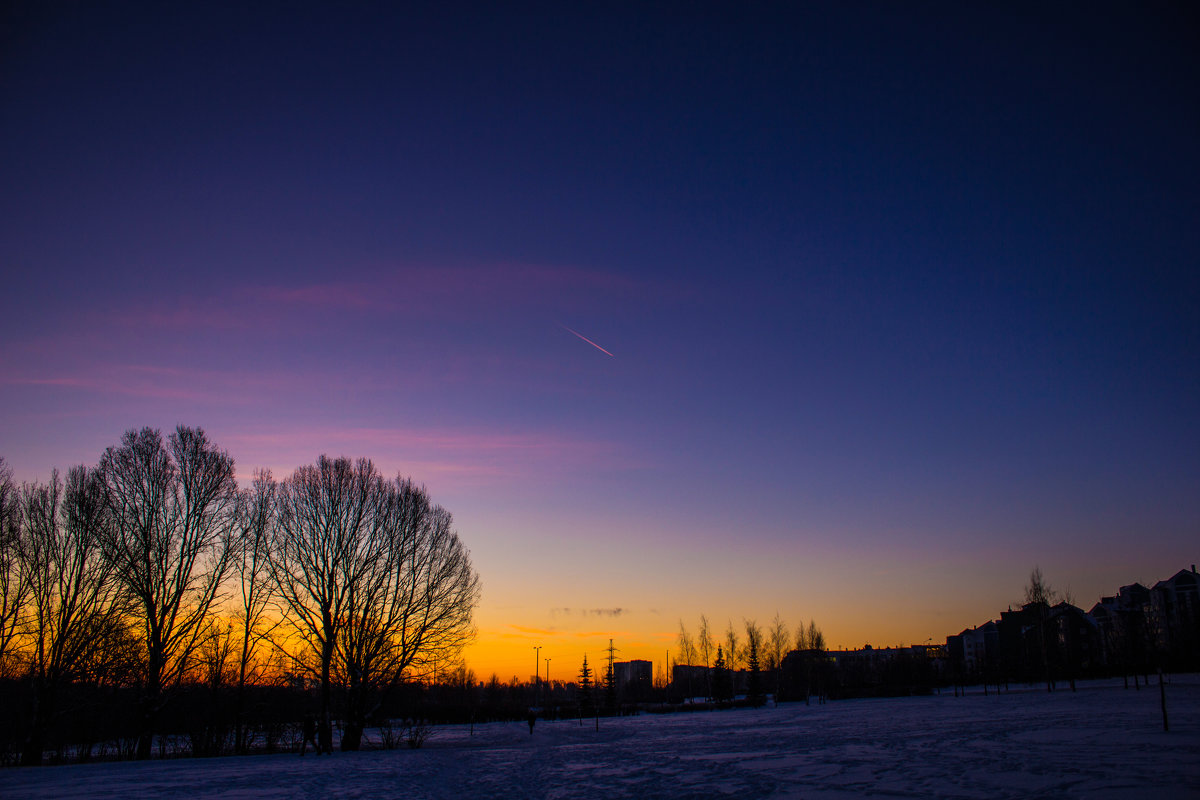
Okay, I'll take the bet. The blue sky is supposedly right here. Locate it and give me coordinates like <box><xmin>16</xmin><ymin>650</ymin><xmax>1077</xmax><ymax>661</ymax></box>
<box><xmin>2</xmin><ymin>3</ymin><xmax>1196</xmax><ymax>675</ymax></box>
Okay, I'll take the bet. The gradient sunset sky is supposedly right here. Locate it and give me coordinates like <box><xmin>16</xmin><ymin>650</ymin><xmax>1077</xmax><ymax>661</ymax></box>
<box><xmin>2</xmin><ymin>4</ymin><xmax>1197</xmax><ymax>682</ymax></box>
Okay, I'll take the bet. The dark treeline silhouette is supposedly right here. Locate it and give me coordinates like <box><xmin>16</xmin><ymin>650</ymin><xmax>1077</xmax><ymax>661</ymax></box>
<box><xmin>0</xmin><ymin>428</ymin><xmax>480</xmax><ymax>766</ymax></box>
<box><xmin>668</xmin><ymin>615</ymin><xmax>831</xmax><ymax>707</ymax></box>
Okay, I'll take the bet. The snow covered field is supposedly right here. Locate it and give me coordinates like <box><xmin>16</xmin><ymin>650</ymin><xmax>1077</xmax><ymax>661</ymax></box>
<box><xmin>3</xmin><ymin>677</ymin><xmax>1197</xmax><ymax>799</ymax></box>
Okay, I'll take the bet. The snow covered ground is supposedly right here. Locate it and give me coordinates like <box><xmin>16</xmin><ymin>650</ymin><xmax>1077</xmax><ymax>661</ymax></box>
<box><xmin>3</xmin><ymin>676</ymin><xmax>1198</xmax><ymax>799</ymax></box>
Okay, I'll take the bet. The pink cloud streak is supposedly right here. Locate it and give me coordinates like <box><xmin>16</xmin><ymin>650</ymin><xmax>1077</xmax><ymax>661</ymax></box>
<box><xmin>219</xmin><ymin>424</ymin><xmax>632</xmax><ymax>490</ymax></box>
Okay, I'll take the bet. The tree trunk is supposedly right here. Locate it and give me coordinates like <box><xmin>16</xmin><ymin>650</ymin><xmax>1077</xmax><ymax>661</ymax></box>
<box><xmin>341</xmin><ymin>721</ymin><xmax>363</xmax><ymax>751</ymax></box>
<box><xmin>137</xmin><ymin>649</ymin><xmax>163</xmax><ymax>760</ymax></box>
<box><xmin>234</xmin><ymin>679</ymin><xmax>246</xmax><ymax>754</ymax></box>
<box><xmin>20</xmin><ymin>681</ymin><xmax>50</xmax><ymax>766</ymax></box>
<box><xmin>235</xmin><ymin>637</ymin><xmax>249</xmax><ymax>754</ymax></box>
<box><xmin>319</xmin><ymin>636</ymin><xmax>334</xmax><ymax>754</ymax></box>
<box><xmin>341</xmin><ymin>682</ymin><xmax>365</xmax><ymax>751</ymax></box>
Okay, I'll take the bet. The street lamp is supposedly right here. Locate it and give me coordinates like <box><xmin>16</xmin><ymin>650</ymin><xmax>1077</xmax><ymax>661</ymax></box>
<box><xmin>533</xmin><ymin>646</ymin><xmax>542</xmax><ymax>705</ymax></box>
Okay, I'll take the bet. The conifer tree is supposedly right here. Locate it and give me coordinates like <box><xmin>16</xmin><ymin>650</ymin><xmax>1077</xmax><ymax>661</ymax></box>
<box><xmin>745</xmin><ymin>619</ymin><xmax>764</xmax><ymax>706</ymax></box>
<box><xmin>577</xmin><ymin>655</ymin><xmax>594</xmax><ymax>717</ymax></box>
<box><xmin>712</xmin><ymin>645</ymin><xmax>732</xmax><ymax>704</ymax></box>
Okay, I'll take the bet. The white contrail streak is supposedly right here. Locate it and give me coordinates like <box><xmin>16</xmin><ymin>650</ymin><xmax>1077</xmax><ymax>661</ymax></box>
<box><xmin>562</xmin><ymin>326</ymin><xmax>615</xmax><ymax>357</ymax></box>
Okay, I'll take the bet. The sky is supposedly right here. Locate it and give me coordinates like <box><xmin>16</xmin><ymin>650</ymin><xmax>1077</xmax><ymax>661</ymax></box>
<box><xmin>1</xmin><ymin>3</ymin><xmax>1197</xmax><ymax>682</ymax></box>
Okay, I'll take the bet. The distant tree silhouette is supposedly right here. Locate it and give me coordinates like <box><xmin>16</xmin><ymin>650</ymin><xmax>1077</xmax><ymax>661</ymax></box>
<box><xmin>1025</xmin><ymin>566</ymin><xmax>1056</xmax><ymax>692</ymax></box>
<box><xmin>98</xmin><ymin>426</ymin><xmax>238</xmax><ymax>759</ymax></box>
<box><xmin>724</xmin><ymin>619</ymin><xmax>741</xmax><ymax>675</ymax></box>
<box><xmin>676</xmin><ymin>621</ymin><xmax>697</xmax><ymax>698</ymax></box>
<box><xmin>485</xmin><ymin>672</ymin><xmax>503</xmax><ymax>707</ymax></box>
<box><xmin>698</xmin><ymin>615</ymin><xmax>715</xmax><ymax>699</ymax></box>
<box><xmin>191</xmin><ymin>616</ymin><xmax>236</xmax><ymax>755</ymax></box>
<box><xmin>797</xmin><ymin>619</ymin><xmax>826</xmax><ymax>652</ymax></box>
<box><xmin>766</xmin><ymin>613</ymin><xmax>790</xmax><ymax>704</ymax></box>
<box><xmin>796</xmin><ymin>619</ymin><xmax>827</xmax><ymax>702</ymax></box>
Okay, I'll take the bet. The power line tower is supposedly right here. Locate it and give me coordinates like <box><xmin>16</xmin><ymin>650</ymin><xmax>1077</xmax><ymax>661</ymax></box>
<box><xmin>604</xmin><ymin>638</ymin><xmax>620</xmax><ymax>713</ymax></box>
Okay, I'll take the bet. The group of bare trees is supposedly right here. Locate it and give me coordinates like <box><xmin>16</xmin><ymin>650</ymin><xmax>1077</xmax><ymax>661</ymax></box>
<box><xmin>674</xmin><ymin>614</ymin><xmax>824</xmax><ymax>703</ymax></box>
<box><xmin>0</xmin><ymin>427</ymin><xmax>480</xmax><ymax>765</ymax></box>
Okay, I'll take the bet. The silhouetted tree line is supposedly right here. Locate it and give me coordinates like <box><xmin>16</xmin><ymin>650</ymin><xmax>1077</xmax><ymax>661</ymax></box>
<box><xmin>667</xmin><ymin>615</ymin><xmax>826</xmax><ymax>707</ymax></box>
<box><xmin>0</xmin><ymin>428</ymin><xmax>480</xmax><ymax>766</ymax></box>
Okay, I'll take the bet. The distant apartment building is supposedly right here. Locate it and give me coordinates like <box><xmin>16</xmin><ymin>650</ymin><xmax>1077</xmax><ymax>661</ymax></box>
<box><xmin>946</xmin><ymin>622</ymin><xmax>999</xmax><ymax>675</ymax></box>
<box><xmin>671</xmin><ymin>663</ymin><xmax>710</xmax><ymax>689</ymax></box>
<box><xmin>944</xmin><ymin>565</ymin><xmax>1199</xmax><ymax>682</ymax></box>
<box><xmin>1148</xmin><ymin>566</ymin><xmax>1199</xmax><ymax>666</ymax></box>
<box><xmin>1089</xmin><ymin>582</ymin><xmax>1151</xmax><ymax>669</ymax></box>
<box><xmin>613</xmin><ymin>659</ymin><xmax>653</xmax><ymax>691</ymax></box>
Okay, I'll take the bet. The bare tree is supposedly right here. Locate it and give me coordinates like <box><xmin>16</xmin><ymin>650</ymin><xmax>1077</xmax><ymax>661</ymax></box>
<box><xmin>724</xmin><ymin>619</ymin><xmax>741</xmax><ymax>674</ymax></box>
<box><xmin>190</xmin><ymin>616</ymin><xmax>237</xmax><ymax>756</ymax></box>
<box><xmin>808</xmin><ymin>620</ymin><xmax>825</xmax><ymax>652</ymax></box>
<box><xmin>98</xmin><ymin>426</ymin><xmax>238</xmax><ymax>758</ymax></box>
<box><xmin>269</xmin><ymin>458</ymin><xmax>480</xmax><ymax>752</ymax></box>
<box><xmin>270</xmin><ymin>456</ymin><xmax>379</xmax><ymax>754</ymax></box>
<box><xmin>18</xmin><ymin>467</ymin><xmax>128</xmax><ymax>765</ymax></box>
<box><xmin>676</xmin><ymin>621</ymin><xmax>697</xmax><ymax>698</ymax></box>
<box><xmin>1025</xmin><ymin>566</ymin><xmax>1056</xmax><ymax>606</ymax></box>
<box><xmin>676</xmin><ymin>621</ymin><xmax>696</xmax><ymax>665</ymax></box>
<box><xmin>0</xmin><ymin>458</ymin><xmax>28</xmax><ymax>678</ymax></box>
<box><xmin>795</xmin><ymin>619</ymin><xmax>826</xmax><ymax>703</ymax></box>
<box><xmin>766</xmin><ymin>613</ymin><xmax>790</xmax><ymax>703</ymax></box>
<box><xmin>233</xmin><ymin>470</ymin><xmax>277</xmax><ymax>753</ymax></box>
<box><xmin>698</xmin><ymin>615</ymin><xmax>714</xmax><ymax>699</ymax></box>
<box><xmin>1024</xmin><ymin>566</ymin><xmax>1056</xmax><ymax>692</ymax></box>
<box><xmin>195</xmin><ymin>618</ymin><xmax>236</xmax><ymax>691</ymax></box>
<box><xmin>335</xmin><ymin>479</ymin><xmax>480</xmax><ymax>750</ymax></box>
<box><xmin>797</xmin><ymin>619</ymin><xmax>824</xmax><ymax>652</ymax></box>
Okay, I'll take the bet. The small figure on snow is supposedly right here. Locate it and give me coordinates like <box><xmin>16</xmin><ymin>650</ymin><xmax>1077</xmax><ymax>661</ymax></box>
<box><xmin>527</xmin><ymin>710</ymin><xmax>536</xmax><ymax>735</ymax></box>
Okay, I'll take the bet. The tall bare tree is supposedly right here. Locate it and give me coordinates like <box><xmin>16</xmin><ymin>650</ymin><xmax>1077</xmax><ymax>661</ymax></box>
<box><xmin>795</xmin><ymin>619</ymin><xmax>826</xmax><ymax>703</ymax></box>
<box><xmin>797</xmin><ymin>619</ymin><xmax>825</xmax><ymax>651</ymax></box>
<box><xmin>233</xmin><ymin>470</ymin><xmax>277</xmax><ymax>753</ymax></box>
<box><xmin>18</xmin><ymin>467</ymin><xmax>129</xmax><ymax>765</ymax></box>
<box><xmin>270</xmin><ymin>456</ymin><xmax>380</xmax><ymax>754</ymax></box>
<box><xmin>335</xmin><ymin>479</ymin><xmax>479</xmax><ymax>749</ymax></box>
<box><xmin>98</xmin><ymin>426</ymin><xmax>238</xmax><ymax>758</ymax></box>
<box><xmin>724</xmin><ymin>619</ymin><xmax>741</xmax><ymax>674</ymax></box>
<box><xmin>676</xmin><ymin>621</ymin><xmax>697</xmax><ymax>699</ymax></box>
<box><xmin>0</xmin><ymin>458</ymin><xmax>27</xmax><ymax>678</ymax></box>
<box><xmin>1025</xmin><ymin>566</ymin><xmax>1055</xmax><ymax>606</ymax></box>
<box><xmin>270</xmin><ymin>460</ymin><xmax>479</xmax><ymax>752</ymax></box>
<box><xmin>1025</xmin><ymin>566</ymin><xmax>1056</xmax><ymax>691</ymax></box>
<box><xmin>766</xmin><ymin>613</ymin><xmax>790</xmax><ymax>703</ymax></box>
<box><xmin>698</xmin><ymin>615</ymin><xmax>715</xmax><ymax>699</ymax></box>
